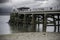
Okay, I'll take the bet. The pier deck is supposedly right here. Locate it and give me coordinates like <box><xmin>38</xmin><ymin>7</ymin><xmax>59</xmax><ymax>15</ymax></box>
<box><xmin>18</xmin><ymin>11</ymin><xmax>60</xmax><ymax>14</ymax></box>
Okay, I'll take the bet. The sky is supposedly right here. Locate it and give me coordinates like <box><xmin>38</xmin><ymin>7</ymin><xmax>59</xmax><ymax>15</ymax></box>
<box><xmin>0</xmin><ymin>0</ymin><xmax>48</xmax><ymax>8</ymax></box>
<box><xmin>0</xmin><ymin>0</ymin><xmax>60</xmax><ymax>8</ymax></box>
<box><xmin>0</xmin><ymin>0</ymin><xmax>60</xmax><ymax>14</ymax></box>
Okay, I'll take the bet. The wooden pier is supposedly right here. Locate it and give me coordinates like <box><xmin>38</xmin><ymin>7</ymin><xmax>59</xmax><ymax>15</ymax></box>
<box><xmin>9</xmin><ymin>11</ymin><xmax>60</xmax><ymax>32</ymax></box>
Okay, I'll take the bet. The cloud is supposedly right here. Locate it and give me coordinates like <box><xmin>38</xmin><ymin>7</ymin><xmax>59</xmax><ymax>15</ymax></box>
<box><xmin>34</xmin><ymin>0</ymin><xmax>47</xmax><ymax>1</ymax></box>
<box><xmin>0</xmin><ymin>0</ymin><xmax>48</xmax><ymax>8</ymax></box>
<box><xmin>40</xmin><ymin>0</ymin><xmax>60</xmax><ymax>7</ymax></box>
<box><xmin>10</xmin><ymin>0</ymin><xmax>47</xmax><ymax>8</ymax></box>
<box><xmin>0</xmin><ymin>0</ymin><xmax>9</xmax><ymax>3</ymax></box>
<box><xmin>0</xmin><ymin>0</ymin><xmax>60</xmax><ymax>8</ymax></box>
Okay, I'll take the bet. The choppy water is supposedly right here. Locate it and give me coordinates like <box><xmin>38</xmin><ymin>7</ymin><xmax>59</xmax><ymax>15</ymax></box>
<box><xmin>0</xmin><ymin>15</ymin><xmax>59</xmax><ymax>35</ymax></box>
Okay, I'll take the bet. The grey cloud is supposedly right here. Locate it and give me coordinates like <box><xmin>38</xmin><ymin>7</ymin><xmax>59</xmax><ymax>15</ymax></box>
<box><xmin>34</xmin><ymin>0</ymin><xmax>46</xmax><ymax>1</ymax></box>
<box><xmin>0</xmin><ymin>7</ymin><xmax>12</xmax><ymax>15</ymax></box>
<box><xmin>0</xmin><ymin>0</ymin><xmax>60</xmax><ymax>9</ymax></box>
<box><xmin>14</xmin><ymin>1</ymin><xmax>43</xmax><ymax>8</ymax></box>
<box><xmin>0</xmin><ymin>0</ymin><xmax>9</xmax><ymax>3</ymax></box>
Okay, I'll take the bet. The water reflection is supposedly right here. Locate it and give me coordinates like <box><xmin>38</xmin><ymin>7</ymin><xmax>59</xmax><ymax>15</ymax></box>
<box><xmin>10</xmin><ymin>24</ymin><xmax>36</xmax><ymax>32</ymax></box>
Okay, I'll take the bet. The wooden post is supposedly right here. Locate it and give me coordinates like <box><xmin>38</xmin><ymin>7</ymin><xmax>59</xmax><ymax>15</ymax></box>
<box><xmin>53</xmin><ymin>15</ymin><xmax>56</xmax><ymax>32</ymax></box>
<box><xmin>58</xmin><ymin>14</ymin><xmax>59</xmax><ymax>32</ymax></box>
<box><xmin>38</xmin><ymin>15</ymin><xmax>40</xmax><ymax>32</ymax></box>
<box><xmin>43</xmin><ymin>14</ymin><xmax>47</xmax><ymax>32</ymax></box>
<box><xmin>23</xmin><ymin>14</ymin><xmax>27</xmax><ymax>32</ymax></box>
<box><xmin>32</xmin><ymin>14</ymin><xmax>36</xmax><ymax>32</ymax></box>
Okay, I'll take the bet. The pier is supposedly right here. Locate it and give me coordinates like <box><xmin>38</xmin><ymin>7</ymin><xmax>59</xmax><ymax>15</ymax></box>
<box><xmin>9</xmin><ymin>11</ymin><xmax>60</xmax><ymax>32</ymax></box>
<box><xmin>0</xmin><ymin>11</ymin><xmax>60</xmax><ymax>40</ymax></box>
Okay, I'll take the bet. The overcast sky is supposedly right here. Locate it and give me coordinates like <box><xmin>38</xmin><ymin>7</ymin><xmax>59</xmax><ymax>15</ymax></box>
<box><xmin>0</xmin><ymin>0</ymin><xmax>60</xmax><ymax>8</ymax></box>
<box><xmin>0</xmin><ymin>0</ymin><xmax>60</xmax><ymax>14</ymax></box>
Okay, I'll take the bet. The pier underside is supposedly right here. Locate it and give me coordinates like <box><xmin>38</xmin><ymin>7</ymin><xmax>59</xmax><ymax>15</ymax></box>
<box><xmin>9</xmin><ymin>12</ymin><xmax>60</xmax><ymax>32</ymax></box>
